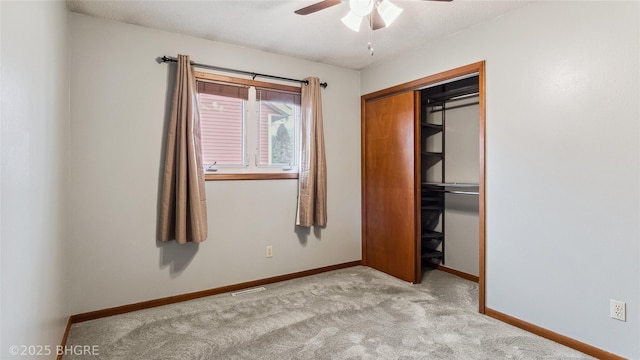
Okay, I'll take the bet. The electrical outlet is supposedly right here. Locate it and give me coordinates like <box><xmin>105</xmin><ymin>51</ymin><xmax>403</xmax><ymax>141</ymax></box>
<box><xmin>266</xmin><ymin>246</ymin><xmax>273</xmax><ymax>258</ymax></box>
<box><xmin>610</xmin><ymin>300</ymin><xmax>626</xmax><ymax>321</ymax></box>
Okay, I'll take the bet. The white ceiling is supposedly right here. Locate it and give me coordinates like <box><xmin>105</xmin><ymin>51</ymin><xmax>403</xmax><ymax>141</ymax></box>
<box><xmin>66</xmin><ymin>0</ymin><xmax>532</xmax><ymax>70</ymax></box>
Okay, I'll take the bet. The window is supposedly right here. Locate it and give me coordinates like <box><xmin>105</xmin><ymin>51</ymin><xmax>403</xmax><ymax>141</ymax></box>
<box><xmin>195</xmin><ymin>72</ymin><xmax>301</xmax><ymax>180</ymax></box>
<box><xmin>257</xmin><ymin>88</ymin><xmax>300</xmax><ymax>168</ymax></box>
<box><xmin>198</xmin><ymin>81</ymin><xmax>247</xmax><ymax>166</ymax></box>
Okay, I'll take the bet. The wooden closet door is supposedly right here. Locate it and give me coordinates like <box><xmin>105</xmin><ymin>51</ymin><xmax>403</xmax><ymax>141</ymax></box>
<box><xmin>362</xmin><ymin>91</ymin><xmax>418</xmax><ymax>283</ymax></box>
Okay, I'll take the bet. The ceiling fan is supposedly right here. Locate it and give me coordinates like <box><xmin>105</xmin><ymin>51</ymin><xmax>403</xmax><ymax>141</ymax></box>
<box><xmin>295</xmin><ymin>0</ymin><xmax>452</xmax><ymax>32</ymax></box>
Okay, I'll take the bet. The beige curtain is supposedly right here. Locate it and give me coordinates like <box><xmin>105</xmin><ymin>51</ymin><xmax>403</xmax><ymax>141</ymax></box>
<box><xmin>158</xmin><ymin>54</ymin><xmax>208</xmax><ymax>243</ymax></box>
<box><xmin>296</xmin><ymin>77</ymin><xmax>327</xmax><ymax>227</ymax></box>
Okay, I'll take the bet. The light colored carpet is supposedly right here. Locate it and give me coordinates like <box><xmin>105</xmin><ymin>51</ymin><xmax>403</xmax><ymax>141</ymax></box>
<box><xmin>65</xmin><ymin>267</ymin><xmax>594</xmax><ymax>359</ymax></box>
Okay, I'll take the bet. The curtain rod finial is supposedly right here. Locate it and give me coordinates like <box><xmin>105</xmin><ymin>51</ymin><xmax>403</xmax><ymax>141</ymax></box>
<box><xmin>158</xmin><ymin>56</ymin><xmax>174</xmax><ymax>64</ymax></box>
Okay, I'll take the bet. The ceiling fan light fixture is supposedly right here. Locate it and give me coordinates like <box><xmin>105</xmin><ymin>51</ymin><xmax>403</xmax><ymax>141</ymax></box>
<box><xmin>377</xmin><ymin>0</ymin><xmax>403</xmax><ymax>27</ymax></box>
<box><xmin>341</xmin><ymin>10</ymin><xmax>363</xmax><ymax>32</ymax></box>
<box><xmin>341</xmin><ymin>0</ymin><xmax>375</xmax><ymax>32</ymax></box>
<box><xmin>349</xmin><ymin>0</ymin><xmax>375</xmax><ymax>17</ymax></box>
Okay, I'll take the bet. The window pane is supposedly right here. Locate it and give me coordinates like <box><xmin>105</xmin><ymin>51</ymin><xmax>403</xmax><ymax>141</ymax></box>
<box><xmin>198</xmin><ymin>93</ymin><xmax>245</xmax><ymax>165</ymax></box>
<box><xmin>257</xmin><ymin>89</ymin><xmax>300</xmax><ymax>166</ymax></box>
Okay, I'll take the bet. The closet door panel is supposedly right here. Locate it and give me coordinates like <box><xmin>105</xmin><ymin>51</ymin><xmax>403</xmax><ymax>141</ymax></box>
<box><xmin>363</xmin><ymin>91</ymin><xmax>417</xmax><ymax>283</ymax></box>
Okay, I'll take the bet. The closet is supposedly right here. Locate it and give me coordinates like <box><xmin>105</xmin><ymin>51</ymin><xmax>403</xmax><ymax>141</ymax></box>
<box><xmin>420</xmin><ymin>75</ymin><xmax>480</xmax><ymax>276</ymax></box>
<box><xmin>362</xmin><ymin>62</ymin><xmax>485</xmax><ymax>294</ymax></box>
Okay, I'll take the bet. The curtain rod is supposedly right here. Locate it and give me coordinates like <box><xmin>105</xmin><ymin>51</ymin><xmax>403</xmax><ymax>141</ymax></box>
<box><xmin>159</xmin><ymin>56</ymin><xmax>327</xmax><ymax>89</ymax></box>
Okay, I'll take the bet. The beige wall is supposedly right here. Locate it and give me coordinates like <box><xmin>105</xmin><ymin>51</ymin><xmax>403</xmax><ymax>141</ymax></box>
<box><xmin>362</xmin><ymin>2</ymin><xmax>640</xmax><ymax>358</ymax></box>
<box><xmin>1</xmin><ymin>1</ymin><xmax>70</xmax><ymax>357</ymax></box>
<box><xmin>68</xmin><ymin>13</ymin><xmax>362</xmax><ymax>315</ymax></box>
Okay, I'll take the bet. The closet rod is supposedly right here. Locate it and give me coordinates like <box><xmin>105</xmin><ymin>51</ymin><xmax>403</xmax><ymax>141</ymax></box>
<box><xmin>428</xmin><ymin>92</ymin><xmax>478</xmax><ymax>105</ymax></box>
<box><xmin>422</xmin><ymin>182</ymin><xmax>478</xmax><ymax>187</ymax></box>
<box><xmin>158</xmin><ymin>56</ymin><xmax>328</xmax><ymax>88</ymax></box>
<box><xmin>430</xmin><ymin>101</ymin><xmax>479</xmax><ymax>113</ymax></box>
<box><xmin>429</xmin><ymin>101</ymin><xmax>480</xmax><ymax>114</ymax></box>
<box><xmin>445</xmin><ymin>190</ymin><xmax>479</xmax><ymax>195</ymax></box>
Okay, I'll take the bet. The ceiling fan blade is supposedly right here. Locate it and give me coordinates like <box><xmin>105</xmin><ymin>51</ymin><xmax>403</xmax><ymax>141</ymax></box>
<box><xmin>369</xmin><ymin>10</ymin><xmax>386</xmax><ymax>31</ymax></box>
<box><xmin>294</xmin><ymin>0</ymin><xmax>342</xmax><ymax>15</ymax></box>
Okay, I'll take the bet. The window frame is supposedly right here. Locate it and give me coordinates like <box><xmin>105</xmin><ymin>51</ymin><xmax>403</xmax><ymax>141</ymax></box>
<box><xmin>195</xmin><ymin>71</ymin><xmax>301</xmax><ymax>181</ymax></box>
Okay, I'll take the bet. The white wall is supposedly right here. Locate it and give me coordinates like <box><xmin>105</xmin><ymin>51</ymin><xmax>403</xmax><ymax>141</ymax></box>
<box><xmin>68</xmin><ymin>13</ymin><xmax>361</xmax><ymax>315</ymax></box>
<box><xmin>1</xmin><ymin>1</ymin><xmax>69</xmax><ymax>358</ymax></box>
<box><xmin>443</xmin><ymin>99</ymin><xmax>479</xmax><ymax>276</ymax></box>
<box><xmin>443</xmin><ymin>192</ymin><xmax>478</xmax><ymax>276</ymax></box>
<box><xmin>363</xmin><ymin>1</ymin><xmax>639</xmax><ymax>358</ymax></box>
